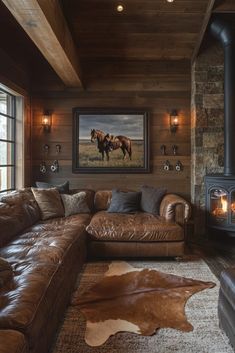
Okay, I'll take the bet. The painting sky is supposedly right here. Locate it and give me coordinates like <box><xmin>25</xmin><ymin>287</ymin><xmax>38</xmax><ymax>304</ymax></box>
<box><xmin>79</xmin><ymin>114</ymin><xmax>144</xmax><ymax>139</ymax></box>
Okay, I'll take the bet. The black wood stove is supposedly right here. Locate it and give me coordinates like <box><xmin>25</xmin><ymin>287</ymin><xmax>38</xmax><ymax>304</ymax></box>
<box><xmin>206</xmin><ymin>175</ymin><xmax>235</xmax><ymax>234</ymax></box>
<box><xmin>205</xmin><ymin>18</ymin><xmax>235</xmax><ymax>236</ymax></box>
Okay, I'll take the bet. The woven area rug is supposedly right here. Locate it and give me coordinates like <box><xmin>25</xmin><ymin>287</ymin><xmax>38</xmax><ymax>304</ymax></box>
<box><xmin>53</xmin><ymin>257</ymin><xmax>233</xmax><ymax>353</ymax></box>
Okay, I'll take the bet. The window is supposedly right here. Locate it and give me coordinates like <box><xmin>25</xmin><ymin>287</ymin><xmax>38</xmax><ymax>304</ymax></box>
<box><xmin>0</xmin><ymin>89</ymin><xmax>16</xmax><ymax>193</ymax></box>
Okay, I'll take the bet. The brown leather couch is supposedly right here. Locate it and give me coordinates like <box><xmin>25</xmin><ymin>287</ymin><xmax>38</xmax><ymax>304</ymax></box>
<box><xmin>0</xmin><ymin>188</ymin><xmax>190</xmax><ymax>353</ymax></box>
<box><xmin>0</xmin><ymin>189</ymin><xmax>93</xmax><ymax>353</ymax></box>
<box><xmin>87</xmin><ymin>191</ymin><xmax>191</xmax><ymax>258</ymax></box>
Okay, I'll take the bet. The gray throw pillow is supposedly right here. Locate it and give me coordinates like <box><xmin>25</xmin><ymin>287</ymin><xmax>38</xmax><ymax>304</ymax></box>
<box><xmin>36</xmin><ymin>181</ymin><xmax>69</xmax><ymax>194</ymax></box>
<box><xmin>61</xmin><ymin>192</ymin><xmax>90</xmax><ymax>217</ymax></box>
<box><xmin>140</xmin><ymin>185</ymin><xmax>167</xmax><ymax>215</ymax></box>
<box><xmin>107</xmin><ymin>190</ymin><xmax>141</xmax><ymax>213</ymax></box>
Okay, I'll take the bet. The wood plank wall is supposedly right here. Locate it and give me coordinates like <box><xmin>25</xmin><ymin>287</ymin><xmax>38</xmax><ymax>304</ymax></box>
<box><xmin>31</xmin><ymin>59</ymin><xmax>191</xmax><ymax>199</ymax></box>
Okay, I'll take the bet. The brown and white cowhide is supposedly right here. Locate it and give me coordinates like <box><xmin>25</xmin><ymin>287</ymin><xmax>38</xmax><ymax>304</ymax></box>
<box><xmin>72</xmin><ymin>262</ymin><xmax>215</xmax><ymax>347</ymax></box>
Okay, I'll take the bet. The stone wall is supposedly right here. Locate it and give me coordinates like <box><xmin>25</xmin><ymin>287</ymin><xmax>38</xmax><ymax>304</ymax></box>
<box><xmin>191</xmin><ymin>43</ymin><xmax>224</xmax><ymax>236</ymax></box>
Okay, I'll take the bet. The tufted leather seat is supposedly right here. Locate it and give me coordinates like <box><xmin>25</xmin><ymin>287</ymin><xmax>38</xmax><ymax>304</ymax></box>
<box><xmin>0</xmin><ymin>212</ymin><xmax>92</xmax><ymax>353</ymax></box>
<box><xmin>88</xmin><ymin>191</ymin><xmax>190</xmax><ymax>258</ymax></box>
<box><xmin>86</xmin><ymin>211</ymin><xmax>183</xmax><ymax>242</ymax></box>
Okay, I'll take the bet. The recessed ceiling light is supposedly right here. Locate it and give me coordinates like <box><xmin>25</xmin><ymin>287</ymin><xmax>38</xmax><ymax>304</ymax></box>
<box><xmin>167</xmin><ymin>0</ymin><xmax>174</xmax><ymax>2</ymax></box>
<box><xmin>117</xmin><ymin>4</ymin><xmax>124</xmax><ymax>12</ymax></box>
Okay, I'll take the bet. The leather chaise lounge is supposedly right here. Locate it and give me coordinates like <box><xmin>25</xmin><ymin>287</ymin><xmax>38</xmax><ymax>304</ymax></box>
<box><xmin>0</xmin><ymin>188</ymin><xmax>191</xmax><ymax>353</ymax></box>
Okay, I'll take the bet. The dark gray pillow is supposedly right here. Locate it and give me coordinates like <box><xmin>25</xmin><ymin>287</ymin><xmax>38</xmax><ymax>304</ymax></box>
<box><xmin>107</xmin><ymin>190</ymin><xmax>141</xmax><ymax>213</ymax></box>
<box><xmin>140</xmin><ymin>185</ymin><xmax>167</xmax><ymax>215</ymax></box>
<box><xmin>36</xmin><ymin>181</ymin><xmax>69</xmax><ymax>194</ymax></box>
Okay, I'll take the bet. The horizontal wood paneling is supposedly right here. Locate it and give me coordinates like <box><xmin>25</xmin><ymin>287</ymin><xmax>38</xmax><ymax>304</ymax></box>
<box><xmin>31</xmin><ymin>59</ymin><xmax>191</xmax><ymax>199</ymax></box>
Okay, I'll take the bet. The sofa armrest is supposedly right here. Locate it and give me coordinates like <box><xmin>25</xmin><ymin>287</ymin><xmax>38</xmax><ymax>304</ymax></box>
<box><xmin>160</xmin><ymin>194</ymin><xmax>191</xmax><ymax>226</ymax></box>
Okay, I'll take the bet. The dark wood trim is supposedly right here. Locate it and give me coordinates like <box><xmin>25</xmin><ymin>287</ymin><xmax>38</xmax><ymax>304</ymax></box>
<box><xmin>191</xmin><ymin>0</ymin><xmax>216</xmax><ymax>63</ymax></box>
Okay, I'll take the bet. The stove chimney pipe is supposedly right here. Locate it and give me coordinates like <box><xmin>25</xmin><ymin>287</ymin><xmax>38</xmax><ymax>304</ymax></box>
<box><xmin>210</xmin><ymin>19</ymin><xmax>235</xmax><ymax>176</ymax></box>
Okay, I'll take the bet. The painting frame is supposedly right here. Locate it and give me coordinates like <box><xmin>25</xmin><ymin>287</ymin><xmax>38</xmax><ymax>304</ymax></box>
<box><xmin>72</xmin><ymin>108</ymin><xmax>150</xmax><ymax>174</ymax></box>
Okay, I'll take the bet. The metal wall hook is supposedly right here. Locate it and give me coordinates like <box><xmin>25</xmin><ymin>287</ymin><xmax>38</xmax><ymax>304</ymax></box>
<box><xmin>56</xmin><ymin>144</ymin><xmax>61</xmax><ymax>154</ymax></box>
<box><xmin>51</xmin><ymin>160</ymin><xmax>59</xmax><ymax>173</ymax></box>
<box><xmin>43</xmin><ymin>144</ymin><xmax>50</xmax><ymax>154</ymax></box>
<box><xmin>160</xmin><ymin>145</ymin><xmax>166</xmax><ymax>155</ymax></box>
<box><xmin>40</xmin><ymin>161</ymin><xmax>47</xmax><ymax>174</ymax></box>
<box><xmin>175</xmin><ymin>160</ymin><xmax>183</xmax><ymax>172</ymax></box>
<box><xmin>163</xmin><ymin>160</ymin><xmax>171</xmax><ymax>171</ymax></box>
<box><xmin>172</xmin><ymin>145</ymin><xmax>178</xmax><ymax>155</ymax></box>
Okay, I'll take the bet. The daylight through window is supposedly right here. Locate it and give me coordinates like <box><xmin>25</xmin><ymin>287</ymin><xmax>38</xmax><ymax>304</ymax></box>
<box><xmin>0</xmin><ymin>89</ymin><xmax>16</xmax><ymax>193</ymax></box>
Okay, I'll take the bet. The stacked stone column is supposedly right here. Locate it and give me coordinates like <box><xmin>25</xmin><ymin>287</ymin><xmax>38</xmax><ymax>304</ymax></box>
<box><xmin>191</xmin><ymin>43</ymin><xmax>224</xmax><ymax>237</ymax></box>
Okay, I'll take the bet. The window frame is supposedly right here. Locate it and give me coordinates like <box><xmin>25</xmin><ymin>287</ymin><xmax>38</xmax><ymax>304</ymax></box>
<box><xmin>0</xmin><ymin>88</ymin><xmax>16</xmax><ymax>193</ymax></box>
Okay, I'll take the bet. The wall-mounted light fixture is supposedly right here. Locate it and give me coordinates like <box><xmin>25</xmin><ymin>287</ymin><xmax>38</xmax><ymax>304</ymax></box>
<box><xmin>169</xmin><ymin>109</ymin><xmax>179</xmax><ymax>133</ymax></box>
<box><xmin>42</xmin><ymin>111</ymin><xmax>52</xmax><ymax>132</ymax></box>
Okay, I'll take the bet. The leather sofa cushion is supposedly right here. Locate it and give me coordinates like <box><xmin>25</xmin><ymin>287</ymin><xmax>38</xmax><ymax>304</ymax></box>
<box><xmin>31</xmin><ymin>188</ymin><xmax>64</xmax><ymax>220</ymax></box>
<box><xmin>0</xmin><ymin>256</ymin><xmax>13</xmax><ymax>287</ymax></box>
<box><xmin>86</xmin><ymin>211</ymin><xmax>183</xmax><ymax>242</ymax></box>
<box><xmin>94</xmin><ymin>190</ymin><xmax>112</xmax><ymax>211</ymax></box>
<box><xmin>0</xmin><ymin>330</ymin><xmax>28</xmax><ymax>353</ymax></box>
<box><xmin>220</xmin><ymin>267</ymin><xmax>235</xmax><ymax>310</ymax></box>
<box><xmin>0</xmin><ymin>204</ymin><xmax>36</xmax><ymax>247</ymax></box>
<box><xmin>0</xmin><ymin>188</ymin><xmax>40</xmax><ymax>224</ymax></box>
<box><xmin>0</xmin><ymin>213</ymin><xmax>92</xmax><ymax>345</ymax></box>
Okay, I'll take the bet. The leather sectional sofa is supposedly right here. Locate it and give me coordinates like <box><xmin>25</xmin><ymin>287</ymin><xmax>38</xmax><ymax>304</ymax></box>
<box><xmin>0</xmin><ymin>188</ymin><xmax>191</xmax><ymax>353</ymax></box>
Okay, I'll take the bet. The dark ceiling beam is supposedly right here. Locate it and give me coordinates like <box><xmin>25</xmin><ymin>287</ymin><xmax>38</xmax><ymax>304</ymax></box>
<box><xmin>1</xmin><ymin>0</ymin><xmax>83</xmax><ymax>88</ymax></box>
<box><xmin>191</xmin><ymin>0</ymin><xmax>216</xmax><ymax>63</ymax></box>
<box><xmin>213</xmin><ymin>0</ymin><xmax>235</xmax><ymax>13</ymax></box>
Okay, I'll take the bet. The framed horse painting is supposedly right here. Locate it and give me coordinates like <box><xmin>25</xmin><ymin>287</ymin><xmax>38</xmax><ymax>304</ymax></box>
<box><xmin>72</xmin><ymin>108</ymin><xmax>150</xmax><ymax>173</ymax></box>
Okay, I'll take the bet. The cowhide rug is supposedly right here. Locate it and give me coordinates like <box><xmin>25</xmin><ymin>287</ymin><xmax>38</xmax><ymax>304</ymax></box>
<box><xmin>72</xmin><ymin>261</ymin><xmax>215</xmax><ymax>347</ymax></box>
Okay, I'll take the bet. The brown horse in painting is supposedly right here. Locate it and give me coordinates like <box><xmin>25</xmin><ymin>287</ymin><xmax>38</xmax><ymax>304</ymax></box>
<box><xmin>90</xmin><ymin>129</ymin><xmax>132</xmax><ymax>161</ymax></box>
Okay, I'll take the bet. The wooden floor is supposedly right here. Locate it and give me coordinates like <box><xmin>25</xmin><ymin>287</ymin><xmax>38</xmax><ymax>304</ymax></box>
<box><xmin>189</xmin><ymin>236</ymin><xmax>235</xmax><ymax>279</ymax></box>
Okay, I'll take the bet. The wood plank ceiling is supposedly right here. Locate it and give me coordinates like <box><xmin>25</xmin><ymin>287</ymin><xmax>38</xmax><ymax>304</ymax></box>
<box><xmin>1</xmin><ymin>0</ymin><xmax>234</xmax><ymax>89</ymax></box>
<box><xmin>61</xmin><ymin>0</ymin><xmax>211</xmax><ymax>63</ymax></box>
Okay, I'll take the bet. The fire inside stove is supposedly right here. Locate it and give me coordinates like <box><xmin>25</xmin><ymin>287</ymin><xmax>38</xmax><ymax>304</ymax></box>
<box><xmin>210</xmin><ymin>189</ymin><xmax>235</xmax><ymax>222</ymax></box>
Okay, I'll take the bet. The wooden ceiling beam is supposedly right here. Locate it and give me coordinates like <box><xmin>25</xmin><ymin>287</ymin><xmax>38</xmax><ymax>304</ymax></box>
<box><xmin>191</xmin><ymin>0</ymin><xmax>216</xmax><ymax>63</ymax></box>
<box><xmin>2</xmin><ymin>0</ymin><xmax>83</xmax><ymax>88</ymax></box>
<box><xmin>213</xmin><ymin>0</ymin><xmax>235</xmax><ymax>13</ymax></box>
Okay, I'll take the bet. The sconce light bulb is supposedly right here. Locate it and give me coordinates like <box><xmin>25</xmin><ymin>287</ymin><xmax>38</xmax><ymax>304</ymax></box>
<box><xmin>173</xmin><ymin>117</ymin><xmax>178</xmax><ymax>125</ymax></box>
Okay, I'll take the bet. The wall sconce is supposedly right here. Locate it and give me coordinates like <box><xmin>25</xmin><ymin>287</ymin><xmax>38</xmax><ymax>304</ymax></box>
<box><xmin>169</xmin><ymin>110</ymin><xmax>179</xmax><ymax>133</ymax></box>
<box><xmin>42</xmin><ymin>111</ymin><xmax>52</xmax><ymax>132</ymax></box>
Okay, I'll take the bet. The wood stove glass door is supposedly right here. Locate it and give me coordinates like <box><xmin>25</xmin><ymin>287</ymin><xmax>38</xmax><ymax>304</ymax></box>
<box><xmin>231</xmin><ymin>190</ymin><xmax>235</xmax><ymax>224</ymax></box>
<box><xmin>209</xmin><ymin>188</ymin><xmax>228</xmax><ymax>226</ymax></box>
